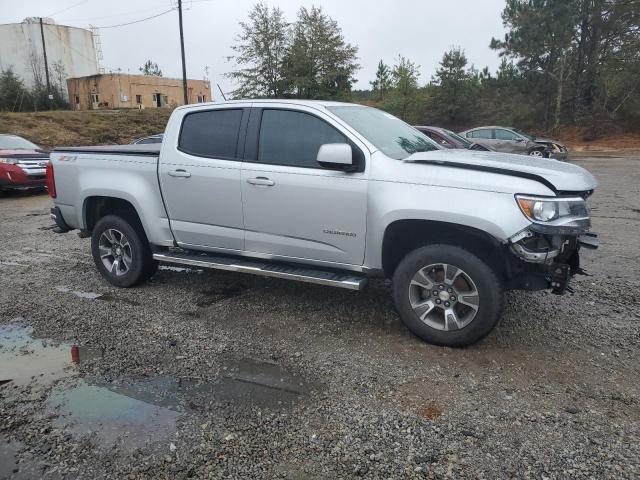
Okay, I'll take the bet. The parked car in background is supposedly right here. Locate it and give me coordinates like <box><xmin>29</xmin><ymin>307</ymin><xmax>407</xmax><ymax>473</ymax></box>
<box><xmin>48</xmin><ymin>100</ymin><xmax>598</xmax><ymax>347</ymax></box>
<box><xmin>414</xmin><ymin>126</ymin><xmax>493</xmax><ymax>151</ymax></box>
<box><xmin>459</xmin><ymin>126</ymin><xmax>568</xmax><ymax>160</ymax></box>
<box><xmin>0</xmin><ymin>134</ymin><xmax>49</xmax><ymax>192</ymax></box>
<box><xmin>131</xmin><ymin>134</ymin><xmax>164</xmax><ymax>145</ymax></box>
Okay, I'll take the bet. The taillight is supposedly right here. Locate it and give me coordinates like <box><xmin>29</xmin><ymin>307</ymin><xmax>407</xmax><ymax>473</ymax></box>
<box><xmin>46</xmin><ymin>162</ymin><xmax>56</xmax><ymax>198</ymax></box>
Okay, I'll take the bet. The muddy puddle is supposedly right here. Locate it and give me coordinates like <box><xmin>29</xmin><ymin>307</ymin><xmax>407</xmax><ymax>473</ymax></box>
<box><xmin>0</xmin><ymin>322</ymin><xmax>97</xmax><ymax>388</ymax></box>
<box><xmin>2</xmin><ymin>321</ymin><xmax>310</xmax><ymax>456</ymax></box>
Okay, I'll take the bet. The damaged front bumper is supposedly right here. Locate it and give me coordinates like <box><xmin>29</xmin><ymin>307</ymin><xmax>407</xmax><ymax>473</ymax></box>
<box><xmin>506</xmin><ymin>223</ymin><xmax>598</xmax><ymax>294</ymax></box>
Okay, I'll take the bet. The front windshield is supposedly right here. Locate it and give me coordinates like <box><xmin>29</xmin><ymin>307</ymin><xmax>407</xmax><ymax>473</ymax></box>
<box><xmin>327</xmin><ymin>106</ymin><xmax>440</xmax><ymax>160</ymax></box>
<box><xmin>513</xmin><ymin>128</ymin><xmax>534</xmax><ymax>141</ymax></box>
<box><xmin>0</xmin><ymin>135</ymin><xmax>39</xmax><ymax>150</ymax></box>
<box><xmin>444</xmin><ymin>129</ymin><xmax>473</xmax><ymax>148</ymax></box>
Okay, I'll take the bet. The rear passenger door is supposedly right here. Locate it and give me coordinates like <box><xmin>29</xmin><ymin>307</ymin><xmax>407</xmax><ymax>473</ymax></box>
<box><xmin>240</xmin><ymin>106</ymin><xmax>368</xmax><ymax>267</ymax></box>
<box><xmin>159</xmin><ymin>106</ymin><xmax>249</xmax><ymax>250</ymax></box>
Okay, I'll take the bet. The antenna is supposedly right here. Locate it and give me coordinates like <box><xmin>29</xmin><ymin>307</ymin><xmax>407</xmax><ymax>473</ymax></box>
<box><xmin>217</xmin><ymin>83</ymin><xmax>227</xmax><ymax>101</ymax></box>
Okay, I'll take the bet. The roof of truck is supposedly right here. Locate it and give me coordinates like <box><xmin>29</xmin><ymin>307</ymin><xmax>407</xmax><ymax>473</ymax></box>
<box><xmin>175</xmin><ymin>99</ymin><xmax>361</xmax><ymax>111</ymax></box>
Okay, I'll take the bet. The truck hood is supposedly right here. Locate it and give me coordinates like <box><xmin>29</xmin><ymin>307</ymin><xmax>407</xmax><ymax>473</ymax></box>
<box><xmin>405</xmin><ymin>150</ymin><xmax>597</xmax><ymax>193</ymax></box>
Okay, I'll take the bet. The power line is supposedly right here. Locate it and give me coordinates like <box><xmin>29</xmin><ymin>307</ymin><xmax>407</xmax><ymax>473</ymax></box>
<box><xmin>93</xmin><ymin>8</ymin><xmax>175</xmax><ymax>29</ymax></box>
<box><xmin>45</xmin><ymin>0</ymin><xmax>91</xmax><ymax>18</ymax></box>
<box><xmin>59</xmin><ymin>6</ymin><xmax>172</xmax><ymax>23</ymax></box>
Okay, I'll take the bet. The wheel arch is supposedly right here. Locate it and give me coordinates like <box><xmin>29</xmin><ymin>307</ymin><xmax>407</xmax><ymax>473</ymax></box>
<box><xmin>381</xmin><ymin>219</ymin><xmax>509</xmax><ymax>280</ymax></box>
<box><xmin>83</xmin><ymin>195</ymin><xmax>145</xmax><ymax>235</ymax></box>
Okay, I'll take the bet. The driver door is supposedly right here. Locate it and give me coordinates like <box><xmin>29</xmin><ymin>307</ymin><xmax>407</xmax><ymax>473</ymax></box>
<box><xmin>240</xmin><ymin>106</ymin><xmax>368</xmax><ymax>267</ymax></box>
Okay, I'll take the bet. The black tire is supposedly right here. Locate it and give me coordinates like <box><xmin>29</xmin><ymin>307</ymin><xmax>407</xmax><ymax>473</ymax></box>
<box><xmin>528</xmin><ymin>148</ymin><xmax>548</xmax><ymax>158</ymax></box>
<box><xmin>392</xmin><ymin>244</ymin><xmax>504</xmax><ymax>347</ymax></box>
<box><xmin>91</xmin><ymin>213</ymin><xmax>155</xmax><ymax>287</ymax></box>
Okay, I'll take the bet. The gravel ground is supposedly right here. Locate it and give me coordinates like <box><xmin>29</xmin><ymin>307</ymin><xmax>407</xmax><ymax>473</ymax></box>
<box><xmin>0</xmin><ymin>154</ymin><xmax>638</xmax><ymax>479</ymax></box>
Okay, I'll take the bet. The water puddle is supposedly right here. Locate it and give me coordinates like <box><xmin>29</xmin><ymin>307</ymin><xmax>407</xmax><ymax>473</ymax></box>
<box><xmin>47</xmin><ymin>383</ymin><xmax>180</xmax><ymax>451</ymax></box>
<box><xmin>55</xmin><ymin>286</ymin><xmax>103</xmax><ymax>300</ymax></box>
<box><xmin>1</xmin><ymin>321</ymin><xmax>310</xmax><ymax>455</ymax></box>
<box><xmin>0</xmin><ymin>323</ymin><xmax>96</xmax><ymax>389</ymax></box>
<box><xmin>0</xmin><ymin>435</ymin><xmax>51</xmax><ymax>480</ymax></box>
<box><xmin>214</xmin><ymin>357</ymin><xmax>308</xmax><ymax>408</ymax></box>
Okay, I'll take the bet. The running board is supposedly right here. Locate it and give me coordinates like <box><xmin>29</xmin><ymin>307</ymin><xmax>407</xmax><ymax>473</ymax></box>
<box><xmin>153</xmin><ymin>252</ymin><xmax>368</xmax><ymax>290</ymax></box>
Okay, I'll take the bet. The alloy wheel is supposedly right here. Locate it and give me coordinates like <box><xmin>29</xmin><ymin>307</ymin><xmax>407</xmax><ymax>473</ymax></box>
<box><xmin>98</xmin><ymin>228</ymin><xmax>133</xmax><ymax>277</ymax></box>
<box><xmin>408</xmin><ymin>263</ymin><xmax>480</xmax><ymax>331</ymax></box>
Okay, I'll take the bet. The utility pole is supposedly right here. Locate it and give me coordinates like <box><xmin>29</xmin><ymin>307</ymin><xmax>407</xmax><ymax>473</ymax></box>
<box><xmin>39</xmin><ymin>17</ymin><xmax>52</xmax><ymax>109</ymax></box>
<box><xmin>177</xmin><ymin>0</ymin><xmax>188</xmax><ymax>105</ymax></box>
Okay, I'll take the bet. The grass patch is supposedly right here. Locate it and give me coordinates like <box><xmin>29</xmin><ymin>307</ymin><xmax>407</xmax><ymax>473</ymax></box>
<box><xmin>0</xmin><ymin>109</ymin><xmax>172</xmax><ymax>149</ymax></box>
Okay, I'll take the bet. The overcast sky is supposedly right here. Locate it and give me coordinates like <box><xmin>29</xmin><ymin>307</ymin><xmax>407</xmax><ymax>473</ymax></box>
<box><xmin>3</xmin><ymin>0</ymin><xmax>508</xmax><ymax>98</ymax></box>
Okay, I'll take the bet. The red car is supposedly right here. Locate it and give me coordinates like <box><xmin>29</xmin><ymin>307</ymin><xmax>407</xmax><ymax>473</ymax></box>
<box><xmin>0</xmin><ymin>134</ymin><xmax>50</xmax><ymax>192</ymax></box>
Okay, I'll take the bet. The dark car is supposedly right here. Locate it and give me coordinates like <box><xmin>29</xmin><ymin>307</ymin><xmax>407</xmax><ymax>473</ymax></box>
<box><xmin>131</xmin><ymin>134</ymin><xmax>164</xmax><ymax>145</ymax></box>
<box><xmin>0</xmin><ymin>134</ymin><xmax>49</xmax><ymax>192</ymax></box>
<box><xmin>459</xmin><ymin>126</ymin><xmax>568</xmax><ymax>160</ymax></box>
<box><xmin>414</xmin><ymin>126</ymin><xmax>493</xmax><ymax>151</ymax></box>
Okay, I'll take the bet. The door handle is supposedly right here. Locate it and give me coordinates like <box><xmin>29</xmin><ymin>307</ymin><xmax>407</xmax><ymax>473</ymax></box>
<box><xmin>247</xmin><ymin>177</ymin><xmax>275</xmax><ymax>187</ymax></box>
<box><xmin>168</xmin><ymin>169</ymin><xmax>191</xmax><ymax>178</ymax></box>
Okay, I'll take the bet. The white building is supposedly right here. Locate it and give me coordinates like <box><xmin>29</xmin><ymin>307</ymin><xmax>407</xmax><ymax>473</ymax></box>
<box><xmin>0</xmin><ymin>17</ymin><xmax>99</xmax><ymax>99</ymax></box>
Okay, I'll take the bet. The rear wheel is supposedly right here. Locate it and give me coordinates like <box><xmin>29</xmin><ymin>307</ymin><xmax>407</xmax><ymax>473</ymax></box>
<box><xmin>91</xmin><ymin>214</ymin><xmax>155</xmax><ymax>287</ymax></box>
<box><xmin>392</xmin><ymin>244</ymin><xmax>504</xmax><ymax>347</ymax></box>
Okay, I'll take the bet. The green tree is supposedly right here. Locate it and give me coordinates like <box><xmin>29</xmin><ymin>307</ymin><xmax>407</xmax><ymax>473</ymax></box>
<box><xmin>139</xmin><ymin>60</ymin><xmax>163</xmax><ymax>76</ymax></box>
<box><xmin>370</xmin><ymin>60</ymin><xmax>391</xmax><ymax>101</ymax></box>
<box><xmin>429</xmin><ymin>48</ymin><xmax>477</xmax><ymax>125</ymax></box>
<box><xmin>382</xmin><ymin>55</ymin><xmax>421</xmax><ymax>122</ymax></box>
<box><xmin>226</xmin><ymin>2</ymin><xmax>290</xmax><ymax>98</ymax></box>
<box><xmin>0</xmin><ymin>68</ymin><xmax>30</xmax><ymax>112</ymax></box>
<box><xmin>286</xmin><ymin>6</ymin><xmax>359</xmax><ymax>99</ymax></box>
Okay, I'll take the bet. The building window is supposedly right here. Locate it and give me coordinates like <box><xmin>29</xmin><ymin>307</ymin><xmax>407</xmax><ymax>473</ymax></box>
<box><xmin>197</xmin><ymin>94</ymin><xmax>205</xmax><ymax>103</ymax></box>
<box><xmin>135</xmin><ymin>95</ymin><xmax>142</xmax><ymax>105</ymax></box>
<box><xmin>91</xmin><ymin>94</ymin><xmax>99</xmax><ymax>103</ymax></box>
<box><xmin>74</xmin><ymin>95</ymin><xmax>80</xmax><ymax>105</ymax></box>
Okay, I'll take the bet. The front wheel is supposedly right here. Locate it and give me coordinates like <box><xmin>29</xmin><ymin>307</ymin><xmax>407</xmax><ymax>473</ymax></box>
<box><xmin>91</xmin><ymin>214</ymin><xmax>155</xmax><ymax>287</ymax></box>
<box><xmin>392</xmin><ymin>245</ymin><xmax>504</xmax><ymax>347</ymax></box>
<box><xmin>528</xmin><ymin>149</ymin><xmax>547</xmax><ymax>158</ymax></box>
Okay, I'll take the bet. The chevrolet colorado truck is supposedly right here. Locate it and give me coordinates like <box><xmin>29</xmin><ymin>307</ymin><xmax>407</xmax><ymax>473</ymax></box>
<box><xmin>48</xmin><ymin>100</ymin><xmax>598</xmax><ymax>347</ymax></box>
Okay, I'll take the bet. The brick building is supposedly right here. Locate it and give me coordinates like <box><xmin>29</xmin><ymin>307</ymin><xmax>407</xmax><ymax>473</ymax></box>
<box><xmin>66</xmin><ymin>73</ymin><xmax>212</xmax><ymax>110</ymax></box>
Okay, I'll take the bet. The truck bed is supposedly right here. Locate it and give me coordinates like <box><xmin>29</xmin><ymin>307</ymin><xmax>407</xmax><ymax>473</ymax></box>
<box><xmin>53</xmin><ymin>144</ymin><xmax>161</xmax><ymax>156</ymax></box>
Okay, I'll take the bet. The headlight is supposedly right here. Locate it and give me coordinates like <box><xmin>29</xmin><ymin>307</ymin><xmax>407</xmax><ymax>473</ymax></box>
<box><xmin>0</xmin><ymin>158</ymin><xmax>18</xmax><ymax>165</ymax></box>
<box><xmin>516</xmin><ymin>195</ymin><xmax>588</xmax><ymax>224</ymax></box>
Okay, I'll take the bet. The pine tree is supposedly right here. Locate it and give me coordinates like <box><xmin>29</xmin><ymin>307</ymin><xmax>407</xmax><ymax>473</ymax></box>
<box><xmin>226</xmin><ymin>2</ymin><xmax>290</xmax><ymax>98</ymax></box>
<box><xmin>285</xmin><ymin>6</ymin><xmax>359</xmax><ymax>99</ymax></box>
<box><xmin>370</xmin><ymin>60</ymin><xmax>391</xmax><ymax>101</ymax></box>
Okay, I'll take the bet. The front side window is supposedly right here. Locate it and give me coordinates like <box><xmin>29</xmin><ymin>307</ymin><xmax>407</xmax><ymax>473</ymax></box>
<box><xmin>495</xmin><ymin>129</ymin><xmax>518</xmax><ymax>140</ymax></box>
<box><xmin>258</xmin><ymin>109</ymin><xmax>346</xmax><ymax>168</ymax></box>
<box><xmin>179</xmin><ymin>109</ymin><xmax>243</xmax><ymax>159</ymax></box>
<box><xmin>328</xmin><ymin>106</ymin><xmax>439</xmax><ymax>160</ymax></box>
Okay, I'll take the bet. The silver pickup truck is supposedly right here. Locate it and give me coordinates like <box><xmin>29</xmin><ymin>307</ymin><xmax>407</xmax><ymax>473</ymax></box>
<box><xmin>48</xmin><ymin>100</ymin><xmax>598</xmax><ymax>347</ymax></box>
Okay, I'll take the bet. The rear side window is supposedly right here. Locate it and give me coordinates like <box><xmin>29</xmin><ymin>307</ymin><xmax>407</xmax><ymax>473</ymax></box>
<box><xmin>179</xmin><ymin>109</ymin><xmax>243</xmax><ymax>158</ymax></box>
<box><xmin>470</xmin><ymin>129</ymin><xmax>492</xmax><ymax>139</ymax></box>
<box><xmin>258</xmin><ymin>109</ymin><xmax>347</xmax><ymax>168</ymax></box>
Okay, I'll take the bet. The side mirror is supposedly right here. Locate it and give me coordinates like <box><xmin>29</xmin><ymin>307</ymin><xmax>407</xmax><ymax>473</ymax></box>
<box><xmin>317</xmin><ymin>143</ymin><xmax>353</xmax><ymax>170</ymax></box>
<box><xmin>515</xmin><ymin>138</ymin><xmax>525</xmax><ymax>143</ymax></box>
